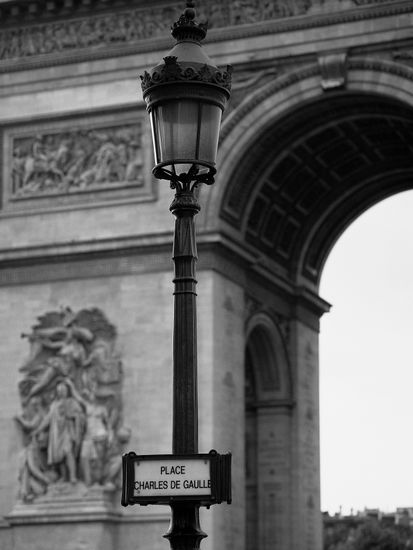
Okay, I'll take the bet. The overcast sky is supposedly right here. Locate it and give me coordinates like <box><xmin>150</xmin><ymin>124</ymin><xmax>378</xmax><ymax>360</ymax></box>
<box><xmin>319</xmin><ymin>190</ymin><xmax>413</xmax><ymax>515</ymax></box>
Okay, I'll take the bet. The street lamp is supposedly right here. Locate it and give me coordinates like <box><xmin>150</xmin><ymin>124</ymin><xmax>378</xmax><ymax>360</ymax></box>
<box><xmin>140</xmin><ymin>2</ymin><xmax>232</xmax><ymax>549</ymax></box>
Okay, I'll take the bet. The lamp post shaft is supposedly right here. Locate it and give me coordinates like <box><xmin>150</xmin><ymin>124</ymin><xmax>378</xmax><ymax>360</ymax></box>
<box><xmin>170</xmin><ymin>191</ymin><xmax>200</xmax><ymax>456</ymax></box>
<box><xmin>164</xmin><ymin>190</ymin><xmax>207</xmax><ymax>550</ymax></box>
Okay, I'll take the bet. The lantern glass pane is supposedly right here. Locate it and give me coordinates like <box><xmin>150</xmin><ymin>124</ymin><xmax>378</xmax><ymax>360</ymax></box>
<box><xmin>157</xmin><ymin>100</ymin><xmax>198</xmax><ymax>160</ymax></box>
<box><xmin>198</xmin><ymin>103</ymin><xmax>222</xmax><ymax>166</ymax></box>
<box><xmin>149</xmin><ymin>109</ymin><xmax>161</xmax><ymax>165</ymax></box>
<box><xmin>151</xmin><ymin>100</ymin><xmax>222</xmax><ymax>176</ymax></box>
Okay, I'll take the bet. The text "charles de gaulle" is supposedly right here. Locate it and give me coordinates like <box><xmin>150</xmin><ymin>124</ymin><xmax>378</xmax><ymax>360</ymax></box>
<box><xmin>134</xmin><ymin>464</ymin><xmax>211</xmax><ymax>492</ymax></box>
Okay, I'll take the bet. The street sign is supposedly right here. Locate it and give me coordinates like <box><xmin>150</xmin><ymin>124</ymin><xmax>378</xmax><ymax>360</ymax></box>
<box><xmin>121</xmin><ymin>450</ymin><xmax>231</xmax><ymax>507</ymax></box>
<box><xmin>134</xmin><ymin>457</ymin><xmax>211</xmax><ymax>497</ymax></box>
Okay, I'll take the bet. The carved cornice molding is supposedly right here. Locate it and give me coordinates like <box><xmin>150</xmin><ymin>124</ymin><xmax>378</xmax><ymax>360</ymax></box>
<box><xmin>0</xmin><ymin>0</ymin><xmax>154</xmax><ymax>22</ymax></box>
<box><xmin>0</xmin><ymin>1</ymin><xmax>411</xmax><ymax>71</ymax></box>
<box><xmin>348</xmin><ymin>55</ymin><xmax>413</xmax><ymax>81</ymax></box>
<box><xmin>0</xmin><ymin>233</ymin><xmax>174</xmax><ymax>286</ymax></box>
<box><xmin>0</xmin><ymin>0</ymin><xmax>407</xmax><ymax>25</ymax></box>
<box><xmin>220</xmin><ymin>64</ymin><xmax>320</xmax><ymax>143</ymax></box>
<box><xmin>220</xmin><ymin>55</ymin><xmax>413</xmax><ymax>145</ymax></box>
<box><xmin>209</xmin><ymin>1</ymin><xmax>413</xmax><ymax>43</ymax></box>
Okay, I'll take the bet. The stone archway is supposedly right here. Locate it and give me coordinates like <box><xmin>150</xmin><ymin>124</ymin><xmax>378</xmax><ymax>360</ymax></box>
<box><xmin>202</xmin><ymin>58</ymin><xmax>413</xmax><ymax>270</ymax></box>
<box><xmin>199</xmin><ymin>60</ymin><xmax>413</xmax><ymax>550</ymax></box>
<box><xmin>244</xmin><ymin>313</ymin><xmax>293</xmax><ymax>550</ymax></box>
<box><xmin>220</xmin><ymin>89</ymin><xmax>413</xmax><ymax>287</ymax></box>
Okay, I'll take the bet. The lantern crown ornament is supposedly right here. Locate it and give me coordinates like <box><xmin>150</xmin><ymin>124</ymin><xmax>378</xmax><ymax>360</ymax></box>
<box><xmin>171</xmin><ymin>0</ymin><xmax>207</xmax><ymax>42</ymax></box>
<box><xmin>140</xmin><ymin>0</ymin><xmax>232</xmax><ymax>191</ymax></box>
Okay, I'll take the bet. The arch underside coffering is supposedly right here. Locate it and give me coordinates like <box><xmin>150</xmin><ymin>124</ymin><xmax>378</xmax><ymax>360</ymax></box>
<box><xmin>219</xmin><ymin>88</ymin><xmax>413</xmax><ymax>288</ymax></box>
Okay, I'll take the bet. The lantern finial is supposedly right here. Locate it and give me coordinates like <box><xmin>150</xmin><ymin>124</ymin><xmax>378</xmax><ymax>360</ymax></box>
<box><xmin>172</xmin><ymin>0</ymin><xmax>207</xmax><ymax>42</ymax></box>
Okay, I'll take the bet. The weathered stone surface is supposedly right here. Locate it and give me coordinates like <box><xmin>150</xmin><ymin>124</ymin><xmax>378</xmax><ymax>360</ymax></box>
<box><xmin>0</xmin><ymin>1</ymin><xmax>412</xmax><ymax>550</ymax></box>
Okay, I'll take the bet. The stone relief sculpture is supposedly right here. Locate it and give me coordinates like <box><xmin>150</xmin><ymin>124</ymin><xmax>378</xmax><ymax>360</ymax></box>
<box><xmin>0</xmin><ymin>0</ymin><xmax>380</xmax><ymax>63</ymax></box>
<box><xmin>15</xmin><ymin>307</ymin><xmax>130</xmax><ymax>503</ymax></box>
<box><xmin>11</xmin><ymin>124</ymin><xmax>144</xmax><ymax>198</ymax></box>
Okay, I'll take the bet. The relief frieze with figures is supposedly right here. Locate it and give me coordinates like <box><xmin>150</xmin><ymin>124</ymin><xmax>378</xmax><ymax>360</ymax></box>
<box><xmin>15</xmin><ymin>307</ymin><xmax>130</xmax><ymax>502</ymax></box>
<box><xmin>0</xmin><ymin>0</ymin><xmax>399</xmax><ymax>64</ymax></box>
<box><xmin>4</xmin><ymin>112</ymin><xmax>154</xmax><ymax>211</ymax></box>
<box><xmin>11</xmin><ymin>124</ymin><xmax>143</xmax><ymax>199</ymax></box>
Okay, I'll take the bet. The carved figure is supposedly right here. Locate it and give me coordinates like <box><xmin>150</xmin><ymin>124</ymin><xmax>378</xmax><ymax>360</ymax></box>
<box><xmin>16</xmin><ymin>307</ymin><xmax>130</xmax><ymax>501</ymax></box>
<box><xmin>82</xmin><ymin>337</ymin><xmax>121</xmax><ymax>392</ymax></box>
<box><xmin>34</xmin><ymin>381</ymin><xmax>84</xmax><ymax>484</ymax></box>
<box><xmin>17</xmin><ymin>431</ymin><xmax>53</xmax><ymax>502</ymax></box>
<box><xmin>21</xmin><ymin>310</ymin><xmax>94</xmax><ymax>399</ymax></box>
<box><xmin>15</xmin><ymin>395</ymin><xmax>46</xmax><ymax>432</ymax></box>
<box><xmin>103</xmin><ymin>426</ymin><xmax>131</xmax><ymax>489</ymax></box>
<box><xmin>65</xmin><ymin>380</ymin><xmax>109</xmax><ymax>486</ymax></box>
<box><xmin>80</xmin><ymin>398</ymin><xmax>109</xmax><ymax>486</ymax></box>
<box><xmin>25</xmin><ymin>356</ymin><xmax>70</xmax><ymax>403</ymax></box>
<box><xmin>15</xmin><ymin>397</ymin><xmax>51</xmax><ymax>501</ymax></box>
<box><xmin>12</xmin><ymin>147</ymin><xmax>26</xmax><ymax>195</ymax></box>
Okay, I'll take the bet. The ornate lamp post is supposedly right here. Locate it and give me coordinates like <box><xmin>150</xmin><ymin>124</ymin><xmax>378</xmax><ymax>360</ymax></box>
<box><xmin>140</xmin><ymin>2</ymin><xmax>232</xmax><ymax>549</ymax></box>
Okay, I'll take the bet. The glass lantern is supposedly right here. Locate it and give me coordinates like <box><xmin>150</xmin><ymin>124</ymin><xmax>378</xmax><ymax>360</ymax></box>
<box><xmin>140</xmin><ymin>3</ymin><xmax>232</xmax><ymax>187</ymax></box>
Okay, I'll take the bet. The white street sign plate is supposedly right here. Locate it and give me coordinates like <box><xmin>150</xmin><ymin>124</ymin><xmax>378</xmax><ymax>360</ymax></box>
<box><xmin>121</xmin><ymin>451</ymin><xmax>231</xmax><ymax>507</ymax></box>
<box><xmin>133</xmin><ymin>457</ymin><xmax>211</xmax><ymax>498</ymax></box>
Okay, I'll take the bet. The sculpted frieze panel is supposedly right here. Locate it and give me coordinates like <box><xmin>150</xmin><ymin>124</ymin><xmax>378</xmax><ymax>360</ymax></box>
<box><xmin>12</xmin><ymin>124</ymin><xmax>143</xmax><ymax>198</ymax></box>
<box><xmin>0</xmin><ymin>0</ymin><xmax>388</xmax><ymax>63</ymax></box>
<box><xmin>15</xmin><ymin>307</ymin><xmax>130</xmax><ymax>503</ymax></box>
<box><xmin>4</xmin><ymin>111</ymin><xmax>154</xmax><ymax>211</ymax></box>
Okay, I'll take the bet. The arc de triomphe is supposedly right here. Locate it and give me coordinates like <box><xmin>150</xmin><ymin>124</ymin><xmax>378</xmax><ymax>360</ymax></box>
<box><xmin>0</xmin><ymin>2</ymin><xmax>412</xmax><ymax>550</ymax></box>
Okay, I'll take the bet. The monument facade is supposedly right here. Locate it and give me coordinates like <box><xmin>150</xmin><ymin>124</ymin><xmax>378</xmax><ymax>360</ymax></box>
<box><xmin>0</xmin><ymin>1</ymin><xmax>412</xmax><ymax>549</ymax></box>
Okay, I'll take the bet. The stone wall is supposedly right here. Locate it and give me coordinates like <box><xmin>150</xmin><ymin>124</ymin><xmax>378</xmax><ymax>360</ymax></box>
<box><xmin>0</xmin><ymin>1</ymin><xmax>412</xmax><ymax>549</ymax></box>
<box><xmin>0</xmin><ymin>261</ymin><xmax>246</xmax><ymax>550</ymax></box>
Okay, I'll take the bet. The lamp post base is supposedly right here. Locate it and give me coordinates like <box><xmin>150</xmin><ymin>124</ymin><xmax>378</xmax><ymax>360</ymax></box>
<box><xmin>164</xmin><ymin>504</ymin><xmax>207</xmax><ymax>550</ymax></box>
